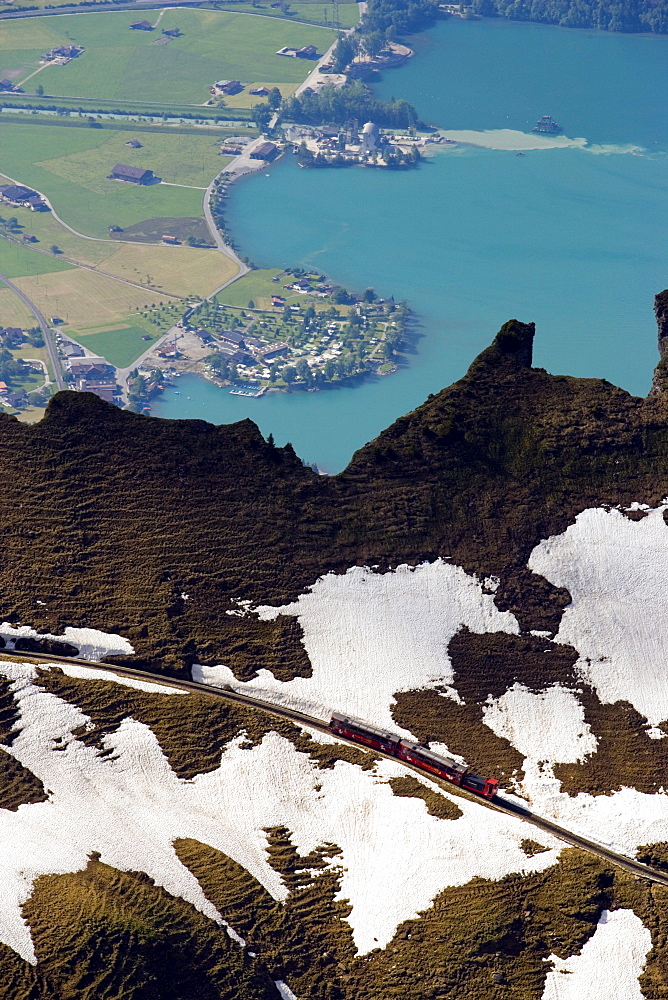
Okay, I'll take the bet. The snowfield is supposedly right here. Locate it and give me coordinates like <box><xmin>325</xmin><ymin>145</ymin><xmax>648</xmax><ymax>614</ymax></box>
<box><xmin>198</xmin><ymin>560</ymin><xmax>519</xmax><ymax>734</ymax></box>
<box><xmin>0</xmin><ymin>659</ymin><xmax>561</xmax><ymax>963</ymax></box>
<box><xmin>541</xmin><ymin>909</ymin><xmax>651</xmax><ymax>1000</ymax></box>
<box><xmin>529</xmin><ymin>505</ymin><xmax>668</xmax><ymax>727</ymax></box>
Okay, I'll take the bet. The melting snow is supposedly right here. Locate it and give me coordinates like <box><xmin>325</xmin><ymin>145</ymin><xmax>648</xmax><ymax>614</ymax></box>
<box><xmin>275</xmin><ymin>982</ymin><xmax>299</xmax><ymax>1000</ymax></box>
<box><xmin>541</xmin><ymin>909</ymin><xmax>651</xmax><ymax>1000</ymax></box>
<box><xmin>0</xmin><ymin>660</ymin><xmax>560</xmax><ymax>963</ymax></box>
<box><xmin>0</xmin><ymin>623</ymin><xmax>133</xmax><ymax>662</ymax></box>
<box><xmin>528</xmin><ymin>505</ymin><xmax>668</xmax><ymax>727</ymax></box>
<box><xmin>198</xmin><ymin>560</ymin><xmax>519</xmax><ymax>734</ymax></box>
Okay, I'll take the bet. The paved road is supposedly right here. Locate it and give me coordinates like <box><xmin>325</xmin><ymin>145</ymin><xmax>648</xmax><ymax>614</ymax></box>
<box><xmin>0</xmin><ymin>271</ymin><xmax>65</xmax><ymax>390</ymax></box>
<box><xmin>5</xmin><ymin>644</ymin><xmax>668</xmax><ymax>888</ymax></box>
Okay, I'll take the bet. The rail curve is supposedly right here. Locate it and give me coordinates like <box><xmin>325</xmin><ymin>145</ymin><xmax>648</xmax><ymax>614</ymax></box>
<box><xmin>2</xmin><ymin>647</ymin><xmax>668</xmax><ymax>888</ymax></box>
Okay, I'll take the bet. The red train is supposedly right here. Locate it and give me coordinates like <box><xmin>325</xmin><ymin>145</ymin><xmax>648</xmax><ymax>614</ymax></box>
<box><xmin>329</xmin><ymin>712</ymin><xmax>499</xmax><ymax>799</ymax></box>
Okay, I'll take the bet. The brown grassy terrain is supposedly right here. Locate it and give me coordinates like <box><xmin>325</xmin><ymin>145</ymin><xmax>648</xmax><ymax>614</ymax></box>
<box><xmin>388</xmin><ymin>775</ymin><xmax>463</xmax><ymax>820</ymax></box>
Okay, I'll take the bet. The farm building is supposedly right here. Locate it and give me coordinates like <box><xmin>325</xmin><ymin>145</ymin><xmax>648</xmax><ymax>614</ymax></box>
<box><xmin>108</xmin><ymin>164</ymin><xmax>154</xmax><ymax>185</ymax></box>
<box><xmin>250</xmin><ymin>141</ymin><xmax>278</xmax><ymax>161</ymax></box>
<box><xmin>125</xmin><ymin>139</ymin><xmax>142</xmax><ymax>148</ymax></box>
<box><xmin>162</xmin><ymin>27</ymin><xmax>181</xmax><ymax>37</ymax></box>
<box><xmin>249</xmin><ymin>86</ymin><xmax>270</xmax><ymax>96</ymax></box>
<box><xmin>42</xmin><ymin>44</ymin><xmax>84</xmax><ymax>62</ymax></box>
<box><xmin>161</xmin><ymin>235</ymin><xmax>179</xmax><ymax>244</ymax></box>
<box><xmin>277</xmin><ymin>44</ymin><xmax>319</xmax><ymax>58</ymax></box>
<box><xmin>0</xmin><ymin>184</ymin><xmax>39</xmax><ymax>206</ymax></box>
<box><xmin>28</xmin><ymin>195</ymin><xmax>48</xmax><ymax>211</ymax></box>
<box><xmin>21</xmin><ymin>234</ymin><xmax>37</xmax><ymax>242</ymax></box>
<box><xmin>211</xmin><ymin>80</ymin><xmax>243</xmax><ymax>96</ymax></box>
<box><xmin>130</xmin><ymin>19</ymin><xmax>153</xmax><ymax>29</ymax></box>
<box><xmin>0</xmin><ymin>79</ymin><xmax>13</xmax><ymax>91</ymax></box>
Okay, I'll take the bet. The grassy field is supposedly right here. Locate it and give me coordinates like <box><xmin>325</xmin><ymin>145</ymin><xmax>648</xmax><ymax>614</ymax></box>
<box><xmin>1</xmin><ymin>207</ymin><xmax>240</xmax><ymax>295</ymax></box>
<box><xmin>1</xmin><ymin>10</ymin><xmax>335</xmax><ymax>105</ymax></box>
<box><xmin>216</xmin><ymin>268</ymin><xmax>295</xmax><ymax>307</ymax></box>
<box><xmin>76</xmin><ymin>324</ymin><xmax>160</xmax><ymax>367</ymax></box>
<box><xmin>0</xmin><ymin>0</ymin><xmax>359</xmax><ymax>23</ymax></box>
<box><xmin>0</xmin><ymin>124</ymin><xmax>223</xmax><ymax>237</ymax></box>
<box><xmin>12</xmin><ymin>267</ymin><xmax>159</xmax><ymax>332</ymax></box>
<box><xmin>0</xmin><ymin>236</ymin><xmax>74</xmax><ymax>278</ymax></box>
<box><xmin>0</xmin><ymin>287</ymin><xmax>34</xmax><ymax>327</ymax></box>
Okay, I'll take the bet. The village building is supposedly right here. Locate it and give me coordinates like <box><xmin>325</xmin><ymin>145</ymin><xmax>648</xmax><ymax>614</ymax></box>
<box><xmin>271</xmin><ymin>295</ymin><xmax>286</xmax><ymax>307</ymax></box>
<box><xmin>130</xmin><ymin>19</ymin><xmax>153</xmax><ymax>29</ymax></box>
<box><xmin>68</xmin><ymin>361</ymin><xmax>119</xmax><ymax>403</ymax></box>
<box><xmin>361</xmin><ymin>121</ymin><xmax>380</xmax><ymax>153</ymax></box>
<box><xmin>254</xmin><ymin>342</ymin><xmax>289</xmax><ymax>360</ymax></box>
<box><xmin>218</xmin><ymin>330</ymin><xmax>246</xmax><ymax>349</ymax></box>
<box><xmin>250</xmin><ymin>141</ymin><xmax>278</xmax><ymax>161</ymax></box>
<box><xmin>62</xmin><ymin>342</ymin><xmax>85</xmax><ymax>359</ymax></box>
<box><xmin>108</xmin><ymin>164</ymin><xmax>154</xmax><ymax>185</ymax></box>
<box><xmin>0</xmin><ymin>328</ymin><xmax>24</xmax><ymax>346</ymax></box>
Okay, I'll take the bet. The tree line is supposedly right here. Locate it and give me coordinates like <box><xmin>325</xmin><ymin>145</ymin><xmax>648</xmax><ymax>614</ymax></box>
<box><xmin>470</xmin><ymin>0</ymin><xmax>668</xmax><ymax>32</ymax></box>
<box><xmin>282</xmin><ymin>82</ymin><xmax>419</xmax><ymax>128</ymax></box>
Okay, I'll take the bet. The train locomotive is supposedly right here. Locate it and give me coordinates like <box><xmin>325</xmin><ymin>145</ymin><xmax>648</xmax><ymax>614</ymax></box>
<box><xmin>329</xmin><ymin>712</ymin><xmax>499</xmax><ymax>799</ymax></box>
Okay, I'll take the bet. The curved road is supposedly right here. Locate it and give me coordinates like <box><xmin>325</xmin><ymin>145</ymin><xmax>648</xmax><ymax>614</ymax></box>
<box><xmin>3</xmin><ymin>645</ymin><xmax>668</xmax><ymax>888</ymax></box>
<box><xmin>0</xmin><ymin>271</ymin><xmax>65</xmax><ymax>389</ymax></box>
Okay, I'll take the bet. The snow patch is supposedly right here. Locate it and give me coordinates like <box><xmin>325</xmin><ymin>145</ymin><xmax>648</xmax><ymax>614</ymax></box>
<box><xmin>482</xmin><ymin>683</ymin><xmax>597</xmax><ymax>765</ymax></box>
<box><xmin>541</xmin><ymin>909</ymin><xmax>651</xmax><ymax>1000</ymax></box>
<box><xmin>198</xmin><ymin>560</ymin><xmax>519</xmax><ymax>734</ymax></box>
<box><xmin>528</xmin><ymin>505</ymin><xmax>668</xmax><ymax>726</ymax></box>
<box><xmin>275</xmin><ymin>982</ymin><xmax>299</xmax><ymax>1000</ymax></box>
<box><xmin>0</xmin><ymin>623</ymin><xmax>133</xmax><ymax>661</ymax></box>
<box><xmin>0</xmin><ymin>659</ymin><xmax>560</xmax><ymax>962</ymax></box>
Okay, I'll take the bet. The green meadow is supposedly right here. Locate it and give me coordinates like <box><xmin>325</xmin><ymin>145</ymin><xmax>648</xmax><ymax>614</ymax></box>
<box><xmin>0</xmin><ymin>237</ymin><xmax>74</xmax><ymax>278</ymax></box>
<box><xmin>0</xmin><ymin>10</ymin><xmax>335</xmax><ymax>105</ymax></box>
<box><xmin>0</xmin><ymin>123</ymin><xmax>230</xmax><ymax>238</ymax></box>
<box><xmin>76</xmin><ymin>324</ymin><xmax>160</xmax><ymax>367</ymax></box>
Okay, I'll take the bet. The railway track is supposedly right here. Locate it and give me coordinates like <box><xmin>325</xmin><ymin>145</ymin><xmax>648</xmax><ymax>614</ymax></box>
<box><xmin>2</xmin><ymin>646</ymin><xmax>668</xmax><ymax>889</ymax></box>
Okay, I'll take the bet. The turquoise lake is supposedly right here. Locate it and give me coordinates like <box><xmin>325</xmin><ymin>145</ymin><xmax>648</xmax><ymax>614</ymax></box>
<box><xmin>154</xmin><ymin>18</ymin><xmax>668</xmax><ymax>473</ymax></box>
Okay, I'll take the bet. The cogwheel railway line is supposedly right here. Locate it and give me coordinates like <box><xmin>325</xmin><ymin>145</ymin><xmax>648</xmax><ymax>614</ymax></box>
<box><xmin>3</xmin><ymin>647</ymin><xmax>668</xmax><ymax>889</ymax></box>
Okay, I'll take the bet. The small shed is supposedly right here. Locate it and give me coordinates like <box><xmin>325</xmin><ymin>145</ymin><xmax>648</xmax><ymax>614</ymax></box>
<box><xmin>130</xmin><ymin>19</ymin><xmax>153</xmax><ymax>29</ymax></box>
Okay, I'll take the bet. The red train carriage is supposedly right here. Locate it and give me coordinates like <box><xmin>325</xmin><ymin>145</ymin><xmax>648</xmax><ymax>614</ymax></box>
<box><xmin>329</xmin><ymin>712</ymin><xmax>498</xmax><ymax>800</ymax></box>
<box><xmin>329</xmin><ymin>712</ymin><xmax>402</xmax><ymax>753</ymax></box>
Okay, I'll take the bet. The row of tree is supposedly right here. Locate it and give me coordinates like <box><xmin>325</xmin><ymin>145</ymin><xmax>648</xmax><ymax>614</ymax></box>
<box><xmin>470</xmin><ymin>0</ymin><xmax>668</xmax><ymax>32</ymax></box>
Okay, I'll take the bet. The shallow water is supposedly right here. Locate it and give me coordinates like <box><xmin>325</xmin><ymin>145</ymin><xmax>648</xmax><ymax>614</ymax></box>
<box><xmin>154</xmin><ymin>18</ymin><xmax>668</xmax><ymax>473</ymax></box>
